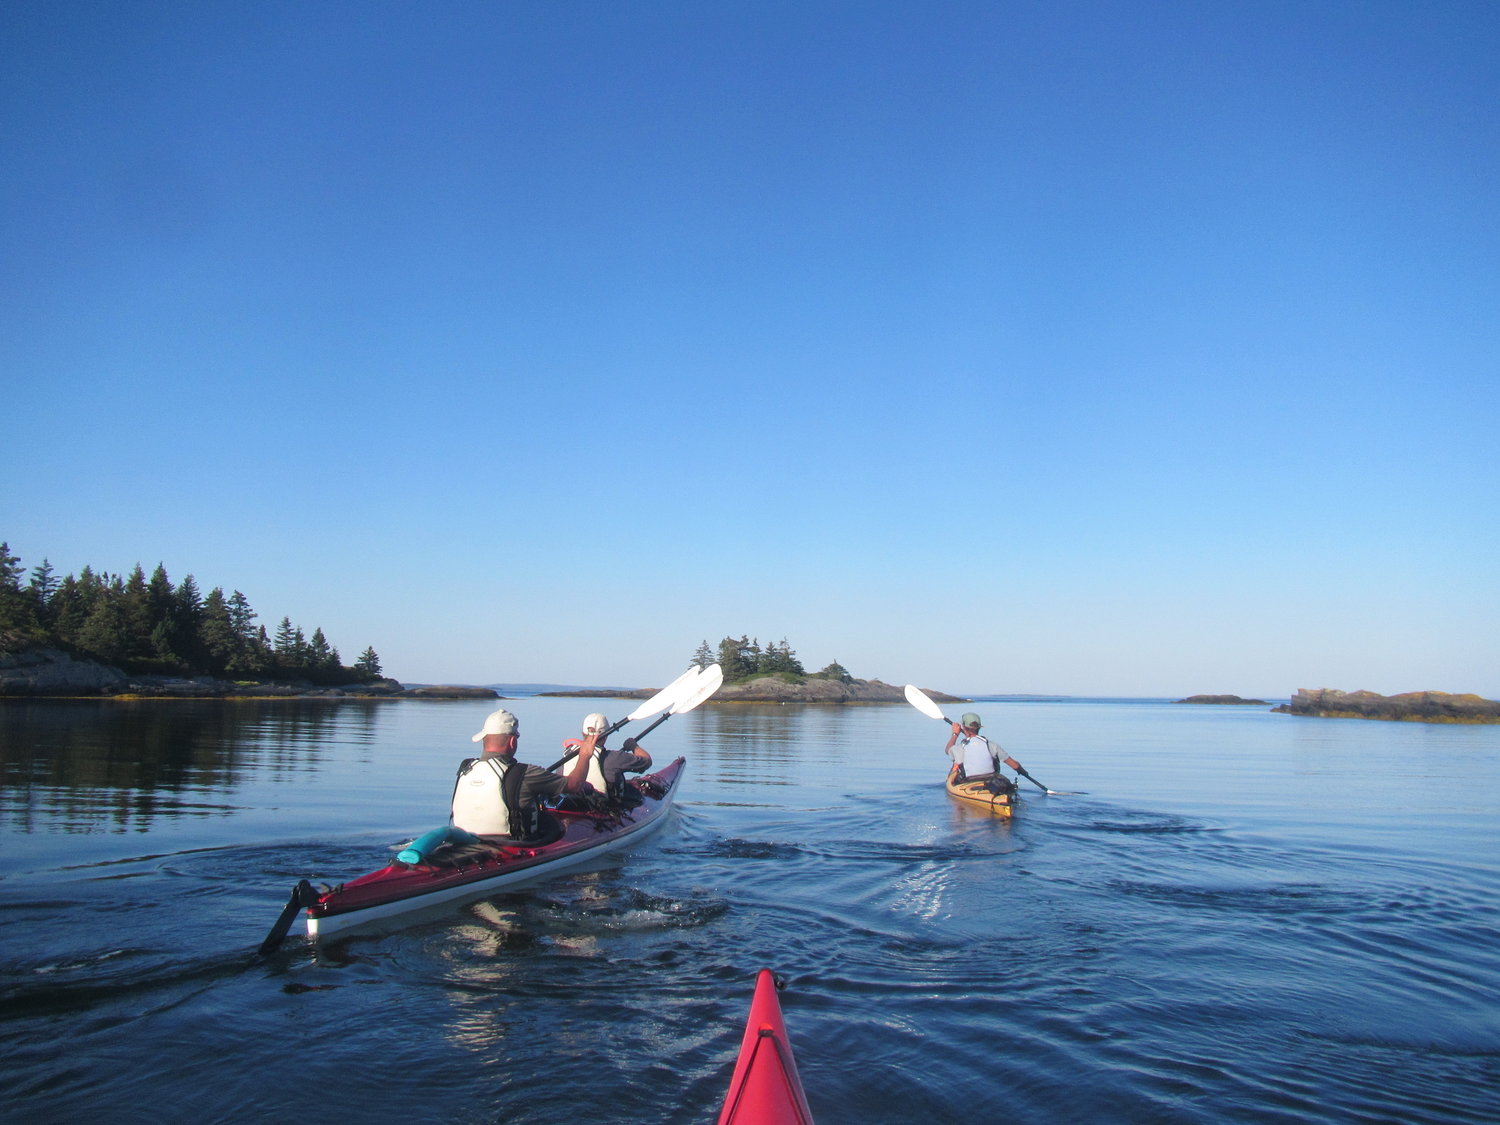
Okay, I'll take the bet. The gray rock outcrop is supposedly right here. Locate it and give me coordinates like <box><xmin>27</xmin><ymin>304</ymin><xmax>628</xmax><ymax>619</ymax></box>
<box><xmin>0</xmin><ymin>648</ymin><xmax>128</xmax><ymax>696</ymax></box>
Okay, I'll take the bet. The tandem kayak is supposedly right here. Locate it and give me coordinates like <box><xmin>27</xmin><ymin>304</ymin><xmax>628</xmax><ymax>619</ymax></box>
<box><xmin>944</xmin><ymin>765</ymin><xmax>1016</xmax><ymax>817</ymax></box>
<box><xmin>260</xmin><ymin>758</ymin><xmax>686</xmax><ymax>948</ymax></box>
<box><xmin>718</xmin><ymin>969</ymin><xmax>815</xmax><ymax>1125</ymax></box>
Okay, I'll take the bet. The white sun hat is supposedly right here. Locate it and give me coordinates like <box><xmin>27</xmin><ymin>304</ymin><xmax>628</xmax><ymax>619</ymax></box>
<box><xmin>472</xmin><ymin>709</ymin><xmax>519</xmax><ymax>742</ymax></box>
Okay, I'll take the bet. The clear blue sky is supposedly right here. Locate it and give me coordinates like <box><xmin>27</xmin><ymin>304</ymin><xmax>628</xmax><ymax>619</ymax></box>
<box><xmin>5</xmin><ymin>1</ymin><xmax>1497</xmax><ymax>697</ymax></box>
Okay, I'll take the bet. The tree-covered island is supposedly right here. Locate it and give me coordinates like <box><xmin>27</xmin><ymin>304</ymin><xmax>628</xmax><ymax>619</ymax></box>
<box><xmin>1274</xmin><ymin>688</ymin><xmax>1500</xmax><ymax>724</ymax></box>
<box><xmin>543</xmin><ymin>635</ymin><xmax>963</xmax><ymax>704</ymax></box>
<box><xmin>0</xmin><ymin>541</ymin><xmax>402</xmax><ymax>697</ymax></box>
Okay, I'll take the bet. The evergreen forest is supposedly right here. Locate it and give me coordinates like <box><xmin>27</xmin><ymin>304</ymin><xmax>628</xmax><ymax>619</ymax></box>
<box><xmin>0</xmin><ymin>542</ymin><xmax>382</xmax><ymax>685</ymax></box>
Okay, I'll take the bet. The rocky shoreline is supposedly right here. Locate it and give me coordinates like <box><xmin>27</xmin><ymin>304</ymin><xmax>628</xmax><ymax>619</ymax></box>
<box><xmin>1273</xmin><ymin>688</ymin><xmax>1500</xmax><ymax>724</ymax></box>
<box><xmin>0</xmin><ymin>647</ymin><xmax>496</xmax><ymax>701</ymax></box>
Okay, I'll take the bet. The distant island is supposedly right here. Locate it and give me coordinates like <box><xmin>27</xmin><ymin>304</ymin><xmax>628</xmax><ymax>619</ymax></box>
<box><xmin>544</xmin><ymin>676</ymin><xmax>962</xmax><ymax>705</ymax></box>
<box><xmin>1175</xmin><ymin>694</ymin><xmax>1269</xmax><ymax>705</ymax></box>
<box><xmin>1274</xmin><ymin>688</ymin><xmax>1500</xmax><ymax>724</ymax></box>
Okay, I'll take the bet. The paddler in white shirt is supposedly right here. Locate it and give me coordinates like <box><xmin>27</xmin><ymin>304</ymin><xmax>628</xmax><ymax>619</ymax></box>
<box><xmin>944</xmin><ymin>711</ymin><xmax>1003</xmax><ymax>781</ymax></box>
<box><xmin>451</xmin><ymin>709</ymin><xmax>590</xmax><ymax>838</ymax></box>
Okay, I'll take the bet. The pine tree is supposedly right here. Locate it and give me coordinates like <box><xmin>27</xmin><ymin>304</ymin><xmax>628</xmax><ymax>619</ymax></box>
<box><xmin>250</xmin><ymin>625</ymin><xmax>274</xmax><ymax>674</ymax></box>
<box><xmin>273</xmin><ymin>617</ymin><xmax>301</xmax><ymax>676</ymax></box>
<box><xmin>815</xmin><ymin>660</ymin><xmax>853</xmax><ymax>683</ymax></box>
<box><xmin>49</xmin><ymin>575</ymin><xmax>87</xmax><ymax>646</ymax></box>
<box><xmin>146</xmin><ymin>564</ymin><xmax>175</xmax><ymax>631</ymax></box>
<box><xmin>76</xmin><ymin>598</ymin><xmax>129</xmax><ymax>664</ymax></box>
<box><xmin>199</xmin><ymin>588</ymin><xmax>239</xmax><ymax>676</ymax></box>
<box><xmin>717</xmin><ymin>635</ymin><xmax>755</xmax><ymax>682</ymax></box>
<box><xmin>355</xmin><ymin>646</ymin><xmax>382</xmax><ymax>678</ymax></box>
<box><xmin>0</xmin><ymin>542</ymin><xmax>40</xmax><ymax>639</ymax></box>
<box><xmin>28</xmin><ymin>559</ymin><xmax>57</xmax><ymax>616</ymax></box>
<box><xmin>227</xmin><ymin>591</ymin><xmax>256</xmax><ymax>643</ymax></box>
<box><xmin>172</xmin><ymin>575</ymin><xmax>205</xmax><ymax>667</ymax></box>
<box><xmin>223</xmin><ymin>591</ymin><xmax>262</xmax><ymax>676</ymax></box>
<box><xmin>308</xmin><ymin>627</ymin><xmax>334</xmax><ymax>670</ymax></box>
<box><xmin>121</xmin><ymin>565</ymin><xmax>154</xmax><ymax>662</ymax></box>
<box><xmin>692</xmin><ymin>639</ymin><xmax>714</xmax><ymax>669</ymax></box>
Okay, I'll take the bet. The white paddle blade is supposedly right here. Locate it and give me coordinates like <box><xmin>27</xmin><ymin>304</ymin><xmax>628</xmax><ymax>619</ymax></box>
<box><xmin>626</xmin><ymin>666</ymin><xmax>703</xmax><ymax>722</ymax></box>
<box><xmin>672</xmin><ymin>663</ymin><xmax>724</xmax><ymax>714</ymax></box>
<box><xmin>903</xmin><ymin>684</ymin><xmax>945</xmax><ymax>720</ymax></box>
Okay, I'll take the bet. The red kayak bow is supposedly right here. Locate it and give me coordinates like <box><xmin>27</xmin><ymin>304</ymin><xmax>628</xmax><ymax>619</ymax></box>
<box><xmin>718</xmin><ymin>969</ymin><xmax>815</xmax><ymax>1125</ymax></box>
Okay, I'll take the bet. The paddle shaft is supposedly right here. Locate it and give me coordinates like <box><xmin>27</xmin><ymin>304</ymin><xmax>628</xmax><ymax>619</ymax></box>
<box><xmin>1003</xmin><ymin>756</ymin><xmax>1052</xmax><ymax>794</ymax></box>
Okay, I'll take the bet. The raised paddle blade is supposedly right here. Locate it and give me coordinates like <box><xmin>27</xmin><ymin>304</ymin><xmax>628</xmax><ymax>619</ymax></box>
<box><xmin>903</xmin><ymin>684</ymin><xmax>947</xmax><ymax>722</ymax></box>
<box><xmin>673</xmin><ymin>663</ymin><xmax>723</xmax><ymax>713</ymax></box>
<box><xmin>625</xmin><ymin>665</ymin><xmax>704</xmax><ymax>723</ymax></box>
<box><xmin>718</xmin><ymin>969</ymin><xmax>815</xmax><ymax>1125</ymax></box>
<box><xmin>632</xmin><ymin>665</ymin><xmax>725</xmax><ymax>742</ymax></box>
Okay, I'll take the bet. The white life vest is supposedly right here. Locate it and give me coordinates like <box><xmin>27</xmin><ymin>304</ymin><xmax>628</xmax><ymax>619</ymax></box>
<box><xmin>956</xmin><ymin>733</ymin><xmax>999</xmax><ymax>779</ymax></box>
<box><xmin>451</xmin><ymin>757</ymin><xmax>511</xmax><ymax>835</ymax></box>
<box><xmin>558</xmin><ymin>739</ymin><xmax>607</xmax><ymax>791</ymax></box>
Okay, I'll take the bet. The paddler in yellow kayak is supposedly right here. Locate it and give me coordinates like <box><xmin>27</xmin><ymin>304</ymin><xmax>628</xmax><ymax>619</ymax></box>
<box><xmin>943</xmin><ymin>711</ymin><xmax>1016</xmax><ymax>796</ymax></box>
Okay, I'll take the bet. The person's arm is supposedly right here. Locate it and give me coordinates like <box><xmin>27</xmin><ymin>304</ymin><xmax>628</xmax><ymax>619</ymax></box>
<box><xmin>564</xmin><ymin>731</ymin><xmax>599</xmax><ymax>793</ymax></box>
<box><xmin>945</xmin><ymin>722</ymin><xmax>963</xmax><ymax>768</ymax></box>
<box><xmin>620</xmin><ymin>736</ymin><xmax>652</xmax><ymax>771</ymax></box>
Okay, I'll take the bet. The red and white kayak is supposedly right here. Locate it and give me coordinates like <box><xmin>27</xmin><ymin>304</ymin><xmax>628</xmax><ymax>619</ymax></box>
<box><xmin>264</xmin><ymin>758</ymin><xmax>686</xmax><ymax>944</ymax></box>
<box><xmin>718</xmin><ymin>969</ymin><xmax>816</xmax><ymax>1125</ymax></box>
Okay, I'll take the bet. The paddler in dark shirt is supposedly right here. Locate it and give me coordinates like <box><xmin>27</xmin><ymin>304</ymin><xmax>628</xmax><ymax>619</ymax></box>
<box><xmin>558</xmin><ymin>711</ymin><xmax>653</xmax><ymax>794</ymax></box>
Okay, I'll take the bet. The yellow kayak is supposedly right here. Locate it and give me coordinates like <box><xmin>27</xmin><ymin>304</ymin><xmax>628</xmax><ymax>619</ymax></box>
<box><xmin>945</xmin><ymin>766</ymin><xmax>1016</xmax><ymax>817</ymax></box>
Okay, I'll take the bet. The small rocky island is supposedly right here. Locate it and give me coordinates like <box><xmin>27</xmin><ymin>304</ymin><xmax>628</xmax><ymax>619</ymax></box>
<box><xmin>1274</xmin><ymin>688</ymin><xmax>1500</xmax><ymax>724</ymax></box>
<box><xmin>545</xmin><ymin>675</ymin><xmax>962</xmax><ymax>705</ymax></box>
<box><xmin>1175</xmin><ymin>694</ymin><xmax>1269</xmax><ymax>705</ymax></box>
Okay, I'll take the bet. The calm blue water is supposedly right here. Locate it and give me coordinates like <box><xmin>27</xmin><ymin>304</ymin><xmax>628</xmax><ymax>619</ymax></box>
<box><xmin>2</xmin><ymin>697</ymin><xmax>1497</xmax><ymax>1123</ymax></box>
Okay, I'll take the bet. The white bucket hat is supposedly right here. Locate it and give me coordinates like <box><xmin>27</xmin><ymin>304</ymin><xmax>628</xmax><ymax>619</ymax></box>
<box><xmin>472</xmin><ymin>709</ymin><xmax>518</xmax><ymax>742</ymax></box>
<box><xmin>581</xmin><ymin>712</ymin><xmax>609</xmax><ymax>736</ymax></box>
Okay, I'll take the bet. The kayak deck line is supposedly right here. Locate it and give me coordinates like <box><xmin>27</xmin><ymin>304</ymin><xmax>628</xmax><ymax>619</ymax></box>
<box><xmin>299</xmin><ymin>757</ymin><xmax>686</xmax><ymax>941</ymax></box>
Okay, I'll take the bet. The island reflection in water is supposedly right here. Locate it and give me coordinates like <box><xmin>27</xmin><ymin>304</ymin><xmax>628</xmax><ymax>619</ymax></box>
<box><xmin>0</xmin><ymin>699</ymin><xmax>383</xmax><ymax>833</ymax></box>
